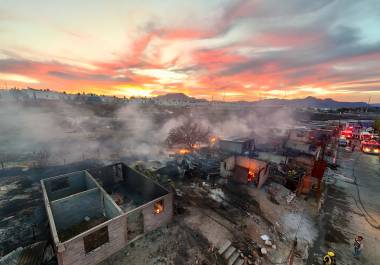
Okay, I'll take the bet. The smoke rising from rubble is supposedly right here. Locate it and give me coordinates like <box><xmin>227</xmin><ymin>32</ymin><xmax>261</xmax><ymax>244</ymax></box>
<box><xmin>203</xmin><ymin>108</ymin><xmax>295</xmax><ymax>141</ymax></box>
<box><xmin>115</xmin><ymin>105</ymin><xmax>186</xmax><ymax>159</ymax></box>
<box><xmin>0</xmin><ymin>102</ymin><xmax>296</xmax><ymax>165</ymax></box>
<box><xmin>0</xmin><ymin>102</ymin><xmax>107</xmax><ymax>164</ymax></box>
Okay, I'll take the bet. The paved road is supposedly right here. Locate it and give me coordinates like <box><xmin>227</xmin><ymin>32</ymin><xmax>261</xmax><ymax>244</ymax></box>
<box><xmin>308</xmin><ymin>147</ymin><xmax>380</xmax><ymax>265</ymax></box>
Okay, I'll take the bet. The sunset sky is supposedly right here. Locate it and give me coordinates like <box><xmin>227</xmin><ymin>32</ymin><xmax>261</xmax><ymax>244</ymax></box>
<box><xmin>1</xmin><ymin>0</ymin><xmax>380</xmax><ymax>102</ymax></box>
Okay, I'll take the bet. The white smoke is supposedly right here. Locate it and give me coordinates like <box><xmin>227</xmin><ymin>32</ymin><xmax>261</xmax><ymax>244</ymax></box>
<box><xmin>0</xmin><ymin>101</ymin><xmax>296</xmax><ymax>166</ymax></box>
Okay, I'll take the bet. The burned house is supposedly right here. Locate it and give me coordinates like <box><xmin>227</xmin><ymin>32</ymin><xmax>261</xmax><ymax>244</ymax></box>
<box><xmin>218</xmin><ymin>137</ymin><xmax>255</xmax><ymax>156</ymax></box>
<box><xmin>283</xmin><ymin>128</ymin><xmax>327</xmax><ymax>194</ymax></box>
<box><xmin>285</xmin><ymin>128</ymin><xmax>322</xmax><ymax>171</ymax></box>
<box><xmin>220</xmin><ymin>156</ymin><xmax>269</xmax><ymax>188</ymax></box>
<box><xmin>41</xmin><ymin>163</ymin><xmax>172</xmax><ymax>265</ymax></box>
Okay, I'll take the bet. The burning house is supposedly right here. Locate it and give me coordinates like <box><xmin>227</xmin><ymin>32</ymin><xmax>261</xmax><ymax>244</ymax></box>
<box><xmin>220</xmin><ymin>155</ymin><xmax>269</xmax><ymax>188</ymax></box>
<box><xmin>218</xmin><ymin>137</ymin><xmax>255</xmax><ymax>156</ymax></box>
<box><xmin>283</xmin><ymin>128</ymin><xmax>328</xmax><ymax>195</ymax></box>
<box><xmin>41</xmin><ymin>163</ymin><xmax>172</xmax><ymax>265</ymax></box>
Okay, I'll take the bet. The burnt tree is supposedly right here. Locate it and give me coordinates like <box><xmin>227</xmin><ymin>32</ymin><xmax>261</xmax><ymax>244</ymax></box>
<box><xmin>33</xmin><ymin>149</ymin><xmax>50</xmax><ymax>168</ymax></box>
<box><xmin>166</xmin><ymin>120</ymin><xmax>210</xmax><ymax>150</ymax></box>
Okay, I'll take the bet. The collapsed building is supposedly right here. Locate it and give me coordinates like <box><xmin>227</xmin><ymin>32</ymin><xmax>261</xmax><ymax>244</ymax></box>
<box><xmin>41</xmin><ymin>163</ymin><xmax>172</xmax><ymax>265</ymax></box>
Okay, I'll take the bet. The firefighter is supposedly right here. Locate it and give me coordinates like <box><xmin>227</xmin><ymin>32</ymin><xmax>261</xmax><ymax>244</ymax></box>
<box><xmin>353</xmin><ymin>235</ymin><xmax>364</xmax><ymax>257</ymax></box>
<box><xmin>322</xmin><ymin>250</ymin><xmax>336</xmax><ymax>265</ymax></box>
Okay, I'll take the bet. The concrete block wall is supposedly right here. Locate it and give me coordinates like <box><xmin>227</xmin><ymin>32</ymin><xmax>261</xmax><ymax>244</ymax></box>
<box><xmin>125</xmin><ymin>167</ymin><xmax>168</xmax><ymax>203</ymax></box>
<box><xmin>58</xmin><ymin>216</ymin><xmax>127</xmax><ymax>265</ymax></box>
<box><xmin>84</xmin><ymin>172</ymin><xmax>98</xmax><ymax>189</ymax></box>
<box><xmin>103</xmin><ymin>193</ymin><xmax>121</xmax><ymax>219</ymax></box>
<box><xmin>142</xmin><ymin>193</ymin><xmax>173</xmax><ymax>232</ymax></box>
<box><xmin>45</xmin><ymin>171</ymin><xmax>92</xmax><ymax>201</ymax></box>
<box><xmin>51</xmin><ymin>189</ymin><xmax>103</xmax><ymax>231</ymax></box>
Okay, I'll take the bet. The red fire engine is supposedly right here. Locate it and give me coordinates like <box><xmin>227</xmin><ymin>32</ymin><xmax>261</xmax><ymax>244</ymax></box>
<box><xmin>361</xmin><ymin>140</ymin><xmax>380</xmax><ymax>154</ymax></box>
<box><xmin>341</xmin><ymin>127</ymin><xmax>353</xmax><ymax>139</ymax></box>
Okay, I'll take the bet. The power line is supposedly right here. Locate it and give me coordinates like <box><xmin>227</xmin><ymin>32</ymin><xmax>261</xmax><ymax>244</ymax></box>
<box><xmin>351</xmin><ymin>152</ymin><xmax>380</xmax><ymax>229</ymax></box>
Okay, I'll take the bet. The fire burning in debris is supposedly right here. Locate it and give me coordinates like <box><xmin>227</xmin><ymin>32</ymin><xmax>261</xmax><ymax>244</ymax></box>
<box><xmin>179</xmin><ymin>148</ymin><xmax>191</xmax><ymax>155</ymax></box>
<box><xmin>247</xmin><ymin>170</ymin><xmax>255</xmax><ymax>182</ymax></box>
<box><xmin>210</xmin><ymin>136</ymin><xmax>217</xmax><ymax>145</ymax></box>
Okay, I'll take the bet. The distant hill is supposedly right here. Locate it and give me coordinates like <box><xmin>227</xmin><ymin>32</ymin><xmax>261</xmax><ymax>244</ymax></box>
<box><xmin>154</xmin><ymin>93</ymin><xmax>206</xmax><ymax>102</ymax></box>
<box><xmin>0</xmin><ymin>89</ymin><xmax>372</xmax><ymax>108</ymax></box>
<box><xmin>256</xmin><ymin>96</ymin><xmax>369</xmax><ymax>109</ymax></box>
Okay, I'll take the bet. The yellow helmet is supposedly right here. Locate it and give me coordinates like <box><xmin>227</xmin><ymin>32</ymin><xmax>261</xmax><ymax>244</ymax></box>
<box><xmin>327</xmin><ymin>251</ymin><xmax>335</xmax><ymax>257</ymax></box>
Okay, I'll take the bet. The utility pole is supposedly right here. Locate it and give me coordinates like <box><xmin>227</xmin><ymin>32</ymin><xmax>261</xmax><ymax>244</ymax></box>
<box><xmin>366</xmin><ymin>96</ymin><xmax>371</xmax><ymax>113</ymax></box>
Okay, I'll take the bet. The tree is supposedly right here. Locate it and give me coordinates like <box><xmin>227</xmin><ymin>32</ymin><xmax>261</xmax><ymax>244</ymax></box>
<box><xmin>0</xmin><ymin>153</ymin><xmax>10</xmax><ymax>169</ymax></box>
<box><xmin>374</xmin><ymin>117</ymin><xmax>380</xmax><ymax>132</ymax></box>
<box><xmin>166</xmin><ymin>120</ymin><xmax>210</xmax><ymax>150</ymax></box>
<box><xmin>34</xmin><ymin>149</ymin><xmax>50</xmax><ymax>168</ymax></box>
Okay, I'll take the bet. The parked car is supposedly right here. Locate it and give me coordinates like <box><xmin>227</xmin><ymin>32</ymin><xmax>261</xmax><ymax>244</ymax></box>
<box><xmin>338</xmin><ymin>137</ymin><xmax>348</xmax><ymax>147</ymax></box>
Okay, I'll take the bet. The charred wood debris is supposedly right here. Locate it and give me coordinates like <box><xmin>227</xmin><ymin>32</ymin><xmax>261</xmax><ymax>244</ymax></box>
<box><xmin>132</xmin><ymin>147</ymin><xmax>314</xmax><ymax>265</ymax></box>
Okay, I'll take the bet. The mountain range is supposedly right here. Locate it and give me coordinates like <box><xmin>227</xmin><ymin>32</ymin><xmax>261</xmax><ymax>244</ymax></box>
<box><xmin>0</xmin><ymin>89</ymin><xmax>373</xmax><ymax>109</ymax></box>
<box><xmin>155</xmin><ymin>93</ymin><xmax>370</xmax><ymax>109</ymax></box>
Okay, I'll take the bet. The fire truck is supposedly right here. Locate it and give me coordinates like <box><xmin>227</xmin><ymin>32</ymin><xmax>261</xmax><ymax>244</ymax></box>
<box><xmin>359</xmin><ymin>131</ymin><xmax>373</xmax><ymax>141</ymax></box>
<box><xmin>361</xmin><ymin>140</ymin><xmax>380</xmax><ymax>154</ymax></box>
<box><xmin>341</xmin><ymin>128</ymin><xmax>353</xmax><ymax>139</ymax></box>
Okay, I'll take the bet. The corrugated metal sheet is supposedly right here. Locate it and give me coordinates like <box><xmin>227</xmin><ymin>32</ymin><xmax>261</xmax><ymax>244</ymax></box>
<box><xmin>0</xmin><ymin>241</ymin><xmax>47</xmax><ymax>265</ymax></box>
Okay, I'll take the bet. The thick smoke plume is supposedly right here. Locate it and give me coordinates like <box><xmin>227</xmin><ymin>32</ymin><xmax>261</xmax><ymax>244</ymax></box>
<box><xmin>0</xmin><ymin>101</ymin><xmax>296</xmax><ymax>166</ymax></box>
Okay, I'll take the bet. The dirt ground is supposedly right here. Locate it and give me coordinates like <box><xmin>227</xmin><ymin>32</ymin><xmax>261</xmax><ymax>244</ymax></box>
<box><xmin>99</xmin><ymin>221</ymin><xmax>220</xmax><ymax>265</ymax></box>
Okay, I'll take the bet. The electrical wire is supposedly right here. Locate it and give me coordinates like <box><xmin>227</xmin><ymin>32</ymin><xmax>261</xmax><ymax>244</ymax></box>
<box><xmin>351</xmin><ymin>152</ymin><xmax>380</xmax><ymax>230</ymax></box>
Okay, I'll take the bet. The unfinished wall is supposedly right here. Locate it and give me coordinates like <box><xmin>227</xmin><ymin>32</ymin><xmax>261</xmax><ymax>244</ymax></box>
<box><xmin>124</xmin><ymin>167</ymin><xmax>168</xmax><ymax>203</ymax></box>
<box><xmin>57</xmin><ymin>216</ymin><xmax>127</xmax><ymax>265</ymax></box>
<box><xmin>126</xmin><ymin>209</ymin><xmax>144</xmax><ymax>241</ymax></box>
<box><xmin>89</xmin><ymin>163</ymin><xmax>168</xmax><ymax>205</ymax></box>
<box><xmin>87</xmin><ymin>164</ymin><xmax>124</xmax><ymax>192</ymax></box>
<box><xmin>44</xmin><ymin>171</ymin><xmax>96</xmax><ymax>201</ymax></box>
<box><xmin>51</xmin><ymin>189</ymin><xmax>103</xmax><ymax>232</ymax></box>
<box><xmin>103</xmin><ymin>193</ymin><xmax>121</xmax><ymax>219</ymax></box>
<box><xmin>142</xmin><ymin>194</ymin><xmax>173</xmax><ymax>232</ymax></box>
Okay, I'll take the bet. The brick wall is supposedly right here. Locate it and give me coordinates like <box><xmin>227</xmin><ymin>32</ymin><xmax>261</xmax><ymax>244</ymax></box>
<box><xmin>58</xmin><ymin>216</ymin><xmax>127</xmax><ymax>265</ymax></box>
<box><xmin>142</xmin><ymin>194</ymin><xmax>173</xmax><ymax>232</ymax></box>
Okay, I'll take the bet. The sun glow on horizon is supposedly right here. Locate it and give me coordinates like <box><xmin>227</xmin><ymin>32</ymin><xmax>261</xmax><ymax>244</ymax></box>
<box><xmin>0</xmin><ymin>0</ymin><xmax>379</xmax><ymax>102</ymax></box>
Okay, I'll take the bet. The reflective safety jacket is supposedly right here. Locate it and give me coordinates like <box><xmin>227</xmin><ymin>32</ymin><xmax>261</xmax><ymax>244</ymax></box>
<box><xmin>323</xmin><ymin>254</ymin><xmax>336</xmax><ymax>265</ymax></box>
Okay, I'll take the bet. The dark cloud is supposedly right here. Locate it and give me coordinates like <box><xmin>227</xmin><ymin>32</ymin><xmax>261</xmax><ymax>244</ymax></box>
<box><xmin>329</xmin><ymin>25</ymin><xmax>360</xmax><ymax>46</ymax></box>
<box><xmin>48</xmin><ymin>71</ymin><xmax>132</xmax><ymax>82</ymax></box>
<box><xmin>48</xmin><ymin>71</ymin><xmax>77</xmax><ymax>80</ymax></box>
<box><xmin>0</xmin><ymin>58</ymin><xmax>33</xmax><ymax>72</ymax></box>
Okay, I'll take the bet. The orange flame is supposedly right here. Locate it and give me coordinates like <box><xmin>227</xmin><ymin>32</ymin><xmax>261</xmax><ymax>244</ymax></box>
<box><xmin>154</xmin><ymin>202</ymin><xmax>164</xmax><ymax>214</ymax></box>
<box><xmin>247</xmin><ymin>170</ymin><xmax>255</xmax><ymax>182</ymax></box>
<box><xmin>179</xmin><ymin>149</ymin><xmax>191</xmax><ymax>155</ymax></box>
